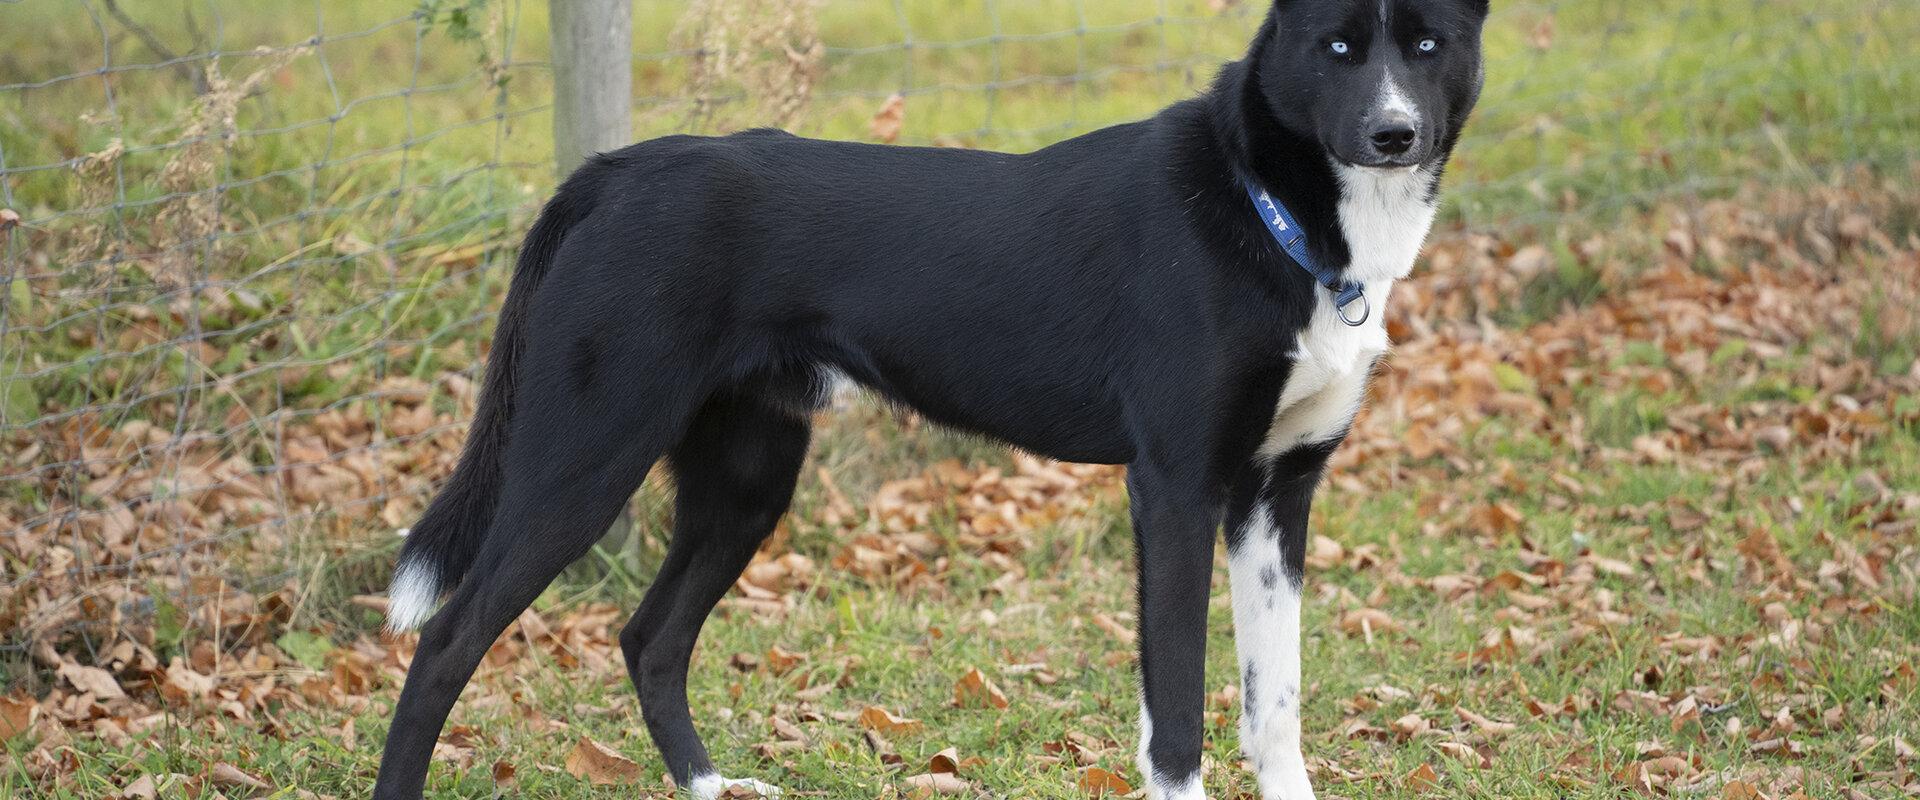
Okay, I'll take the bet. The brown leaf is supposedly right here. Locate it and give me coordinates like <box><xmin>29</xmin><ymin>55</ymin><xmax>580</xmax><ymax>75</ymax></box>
<box><xmin>115</xmin><ymin>774</ymin><xmax>160</xmax><ymax>800</ymax></box>
<box><xmin>1736</xmin><ymin>526</ymin><xmax>1792</xmax><ymax>579</ymax></box>
<box><xmin>58</xmin><ymin>661</ymin><xmax>126</xmax><ymax>700</ymax></box>
<box><xmin>928</xmin><ymin>746</ymin><xmax>962</xmax><ymax>774</ymax></box>
<box><xmin>1454</xmin><ymin>706</ymin><xmax>1517</xmax><ymax>736</ymax></box>
<box><xmin>0</xmin><ymin>695</ymin><xmax>37</xmax><ymax>740</ymax></box>
<box><xmin>1530</xmin><ymin>16</ymin><xmax>1556</xmax><ymax>51</ymax></box>
<box><xmin>491</xmin><ymin>759</ymin><xmax>518</xmax><ymax>787</ymax></box>
<box><xmin>870</xmin><ymin>94</ymin><xmax>906</xmax><ymax>144</ymax></box>
<box><xmin>566</xmin><ymin>736</ymin><xmax>643</xmax><ymax>785</ymax></box>
<box><xmin>765</xmin><ymin>645</ymin><xmax>804</xmax><ymax>674</ymax></box>
<box><xmin>1391</xmin><ymin>712</ymin><xmax>1431</xmax><ymax>740</ymax></box>
<box><xmin>953</xmin><ymin>667</ymin><xmax>1009</xmax><ymax>710</ymax></box>
<box><xmin>1091</xmin><ymin>613</ymin><xmax>1137</xmax><ymax>645</ymax></box>
<box><xmin>1337</xmin><ymin>608</ymin><xmax>1400</xmax><ymax>641</ymax></box>
<box><xmin>165</xmin><ymin>658</ymin><xmax>216</xmax><ymax>700</ymax></box>
<box><xmin>1078</xmin><ymin>766</ymin><xmax>1133</xmax><ymax>796</ymax></box>
<box><xmin>209</xmin><ymin>762</ymin><xmax>271</xmax><ymax>791</ymax></box>
<box><xmin>1403</xmin><ymin>762</ymin><xmax>1441</xmax><ymax>791</ymax></box>
<box><xmin>858</xmin><ymin>706</ymin><xmax>924</xmax><ymax>736</ymax></box>
<box><xmin>1436</xmin><ymin>741</ymin><xmax>1487</xmax><ymax>768</ymax></box>
<box><xmin>771</xmin><ymin>715</ymin><xmax>808</xmax><ymax>745</ymax></box>
<box><xmin>903</xmin><ymin>771</ymin><xmax>970</xmax><ymax>796</ymax></box>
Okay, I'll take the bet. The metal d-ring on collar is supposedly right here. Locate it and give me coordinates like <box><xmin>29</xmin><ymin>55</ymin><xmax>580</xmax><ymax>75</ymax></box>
<box><xmin>1243</xmin><ymin>181</ymin><xmax>1370</xmax><ymax>327</ymax></box>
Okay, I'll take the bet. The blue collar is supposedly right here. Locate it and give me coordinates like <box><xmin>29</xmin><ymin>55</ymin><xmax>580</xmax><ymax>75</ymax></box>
<box><xmin>1243</xmin><ymin>181</ymin><xmax>1369</xmax><ymax>326</ymax></box>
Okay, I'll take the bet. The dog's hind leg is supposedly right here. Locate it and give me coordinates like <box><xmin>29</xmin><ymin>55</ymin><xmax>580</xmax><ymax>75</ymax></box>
<box><xmin>372</xmin><ymin>365</ymin><xmax>707</xmax><ymax>800</ymax></box>
<box><xmin>621</xmin><ymin>392</ymin><xmax>810</xmax><ymax>799</ymax></box>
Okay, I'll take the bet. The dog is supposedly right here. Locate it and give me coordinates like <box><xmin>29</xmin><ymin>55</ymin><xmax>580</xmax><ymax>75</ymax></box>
<box><xmin>372</xmin><ymin>1</ymin><xmax>1487</xmax><ymax>797</ymax></box>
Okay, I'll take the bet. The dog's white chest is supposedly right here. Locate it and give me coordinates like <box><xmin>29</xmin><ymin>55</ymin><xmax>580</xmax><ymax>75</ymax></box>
<box><xmin>1259</xmin><ymin>165</ymin><xmax>1434</xmax><ymax>457</ymax></box>
<box><xmin>1259</xmin><ymin>286</ymin><xmax>1392</xmax><ymax>456</ymax></box>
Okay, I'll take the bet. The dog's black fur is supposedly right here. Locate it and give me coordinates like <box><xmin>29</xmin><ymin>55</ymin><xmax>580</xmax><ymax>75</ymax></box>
<box><xmin>374</xmin><ymin>1</ymin><xmax>1487</xmax><ymax>797</ymax></box>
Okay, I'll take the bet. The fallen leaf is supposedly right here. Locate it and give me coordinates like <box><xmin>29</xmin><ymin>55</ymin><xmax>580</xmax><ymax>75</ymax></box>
<box><xmin>1530</xmin><ymin>15</ymin><xmax>1556</xmax><ymax>51</ymax></box>
<box><xmin>1403</xmin><ymin>762</ymin><xmax>1441</xmax><ymax>791</ymax></box>
<box><xmin>904</xmin><ymin>771</ymin><xmax>970</xmax><ymax>796</ymax></box>
<box><xmin>870</xmin><ymin>94</ymin><xmax>906</xmax><ymax>144</ymax></box>
<box><xmin>1338</xmin><ymin>608</ymin><xmax>1401</xmax><ymax>641</ymax></box>
<box><xmin>115</xmin><ymin>774</ymin><xmax>160</xmax><ymax>800</ymax></box>
<box><xmin>1437</xmin><ymin>741</ymin><xmax>1488</xmax><ymax>768</ymax></box>
<box><xmin>209</xmin><ymin>762</ymin><xmax>271</xmax><ymax>791</ymax></box>
<box><xmin>58</xmin><ymin>661</ymin><xmax>126</xmax><ymax>700</ymax></box>
<box><xmin>566</xmin><ymin>736</ymin><xmax>642</xmax><ymax>785</ymax></box>
<box><xmin>1454</xmin><ymin>706</ymin><xmax>1517</xmax><ymax>736</ymax></box>
<box><xmin>765</xmin><ymin>645</ymin><xmax>804</xmax><ymax>674</ymax></box>
<box><xmin>928</xmin><ymin>746</ymin><xmax>961</xmax><ymax>774</ymax></box>
<box><xmin>1078</xmin><ymin>766</ymin><xmax>1133</xmax><ymax>796</ymax></box>
<box><xmin>1091</xmin><ymin>613</ymin><xmax>1137</xmax><ymax>645</ymax></box>
<box><xmin>0</xmin><ymin>695</ymin><xmax>36</xmax><ymax>740</ymax></box>
<box><xmin>954</xmin><ymin>667</ymin><xmax>1009</xmax><ymax>710</ymax></box>
<box><xmin>858</xmin><ymin>706</ymin><xmax>924</xmax><ymax>736</ymax></box>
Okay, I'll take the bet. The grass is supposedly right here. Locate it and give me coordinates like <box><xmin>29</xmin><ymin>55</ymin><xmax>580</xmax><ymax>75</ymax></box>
<box><xmin>13</xmin><ymin>415</ymin><xmax>1915</xmax><ymax>797</ymax></box>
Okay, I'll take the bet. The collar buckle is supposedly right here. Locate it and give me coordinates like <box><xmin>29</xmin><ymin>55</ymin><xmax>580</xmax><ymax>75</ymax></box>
<box><xmin>1334</xmin><ymin>287</ymin><xmax>1370</xmax><ymax>327</ymax></box>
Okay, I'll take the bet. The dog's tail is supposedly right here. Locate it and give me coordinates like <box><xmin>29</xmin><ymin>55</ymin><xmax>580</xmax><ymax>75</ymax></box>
<box><xmin>385</xmin><ymin>160</ymin><xmax>609</xmax><ymax>632</ymax></box>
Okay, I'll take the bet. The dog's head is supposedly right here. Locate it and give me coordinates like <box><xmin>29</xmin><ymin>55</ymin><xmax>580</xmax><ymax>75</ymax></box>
<box><xmin>1254</xmin><ymin>0</ymin><xmax>1490</xmax><ymax>170</ymax></box>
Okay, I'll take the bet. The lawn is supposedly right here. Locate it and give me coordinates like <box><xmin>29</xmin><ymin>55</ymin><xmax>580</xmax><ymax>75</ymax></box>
<box><xmin>2</xmin><ymin>1</ymin><xmax>1917</xmax><ymax>798</ymax></box>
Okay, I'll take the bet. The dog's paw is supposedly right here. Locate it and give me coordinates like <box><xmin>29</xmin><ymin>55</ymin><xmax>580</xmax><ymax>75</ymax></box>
<box><xmin>1253</xmin><ymin>758</ymin><xmax>1316</xmax><ymax>800</ymax></box>
<box><xmin>688</xmin><ymin>773</ymin><xmax>782</xmax><ymax>800</ymax></box>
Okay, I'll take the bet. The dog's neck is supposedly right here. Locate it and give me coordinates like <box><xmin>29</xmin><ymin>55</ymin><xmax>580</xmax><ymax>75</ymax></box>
<box><xmin>1203</xmin><ymin>49</ymin><xmax>1444</xmax><ymax>286</ymax></box>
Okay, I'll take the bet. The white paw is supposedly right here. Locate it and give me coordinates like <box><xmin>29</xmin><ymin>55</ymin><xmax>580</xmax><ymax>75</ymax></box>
<box><xmin>1254</xmin><ymin>754</ymin><xmax>1316</xmax><ymax>800</ymax></box>
<box><xmin>688</xmin><ymin>773</ymin><xmax>782</xmax><ymax>799</ymax></box>
<box><xmin>1143</xmin><ymin>772</ymin><xmax>1209</xmax><ymax>800</ymax></box>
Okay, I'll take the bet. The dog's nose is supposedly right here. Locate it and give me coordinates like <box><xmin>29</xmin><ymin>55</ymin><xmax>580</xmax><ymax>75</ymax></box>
<box><xmin>1368</xmin><ymin>116</ymin><xmax>1418</xmax><ymax>156</ymax></box>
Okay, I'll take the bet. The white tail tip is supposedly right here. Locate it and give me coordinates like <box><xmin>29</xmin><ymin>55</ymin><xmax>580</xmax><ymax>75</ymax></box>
<box><xmin>385</xmin><ymin>558</ymin><xmax>441</xmax><ymax>632</ymax></box>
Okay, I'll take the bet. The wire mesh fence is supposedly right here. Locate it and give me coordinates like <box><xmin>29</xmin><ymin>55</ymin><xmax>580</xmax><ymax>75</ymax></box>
<box><xmin>1</xmin><ymin>0</ymin><xmax>1915</xmax><ymax>655</ymax></box>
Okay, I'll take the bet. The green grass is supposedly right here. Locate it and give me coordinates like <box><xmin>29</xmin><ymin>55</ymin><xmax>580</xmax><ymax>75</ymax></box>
<box><xmin>12</xmin><ymin>416</ymin><xmax>1913</xmax><ymax>797</ymax></box>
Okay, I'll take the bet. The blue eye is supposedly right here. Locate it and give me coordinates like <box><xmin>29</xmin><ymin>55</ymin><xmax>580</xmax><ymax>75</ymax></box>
<box><xmin>1330</xmin><ymin>41</ymin><xmax>1349</xmax><ymax>54</ymax></box>
<box><xmin>1418</xmin><ymin>38</ymin><xmax>1439</xmax><ymax>52</ymax></box>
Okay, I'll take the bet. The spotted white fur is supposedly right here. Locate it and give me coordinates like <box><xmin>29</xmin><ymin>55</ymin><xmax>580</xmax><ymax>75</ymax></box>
<box><xmin>1228</xmin><ymin>506</ymin><xmax>1316</xmax><ymax>799</ymax></box>
<box><xmin>385</xmin><ymin>554</ymin><xmax>441</xmax><ymax>633</ymax></box>
<box><xmin>1138</xmin><ymin>702</ymin><xmax>1208</xmax><ymax>800</ymax></box>
<box><xmin>689</xmin><ymin>772</ymin><xmax>782</xmax><ymax>800</ymax></box>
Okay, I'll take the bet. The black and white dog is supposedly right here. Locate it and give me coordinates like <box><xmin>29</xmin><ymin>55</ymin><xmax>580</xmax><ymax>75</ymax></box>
<box><xmin>373</xmin><ymin>1</ymin><xmax>1487</xmax><ymax>797</ymax></box>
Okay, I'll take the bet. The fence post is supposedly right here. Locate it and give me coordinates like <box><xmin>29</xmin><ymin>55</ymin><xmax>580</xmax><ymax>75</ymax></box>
<box><xmin>550</xmin><ymin>0</ymin><xmax>633</xmax><ymax>177</ymax></box>
<box><xmin>550</xmin><ymin>0</ymin><xmax>638</xmax><ymax>565</ymax></box>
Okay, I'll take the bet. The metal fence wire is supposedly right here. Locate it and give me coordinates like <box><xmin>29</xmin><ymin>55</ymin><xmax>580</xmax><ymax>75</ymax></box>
<box><xmin>1</xmin><ymin>0</ymin><xmax>1916</xmax><ymax>653</ymax></box>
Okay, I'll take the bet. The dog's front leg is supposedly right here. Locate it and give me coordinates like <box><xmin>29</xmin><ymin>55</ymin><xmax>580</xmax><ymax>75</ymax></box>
<box><xmin>1226</xmin><ymin>445</ymin><xmax>1336</xmax><ymax>799</ymax></box>
<box><xmin>1129</xmin><ymin>464</ymin><xmax>1219</xmax><ymax>800</ymax></box>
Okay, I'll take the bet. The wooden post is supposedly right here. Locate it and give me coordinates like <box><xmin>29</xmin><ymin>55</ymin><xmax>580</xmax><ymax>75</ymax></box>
<box><xmin>550</xmin><ymin>0</ymin><xmax>632</xmax><ymax>177</ymax></box>
<box><xmin>550</xmin><ymin>0</ymin><xmax>636</xmax><ymax>564</ymax></box>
